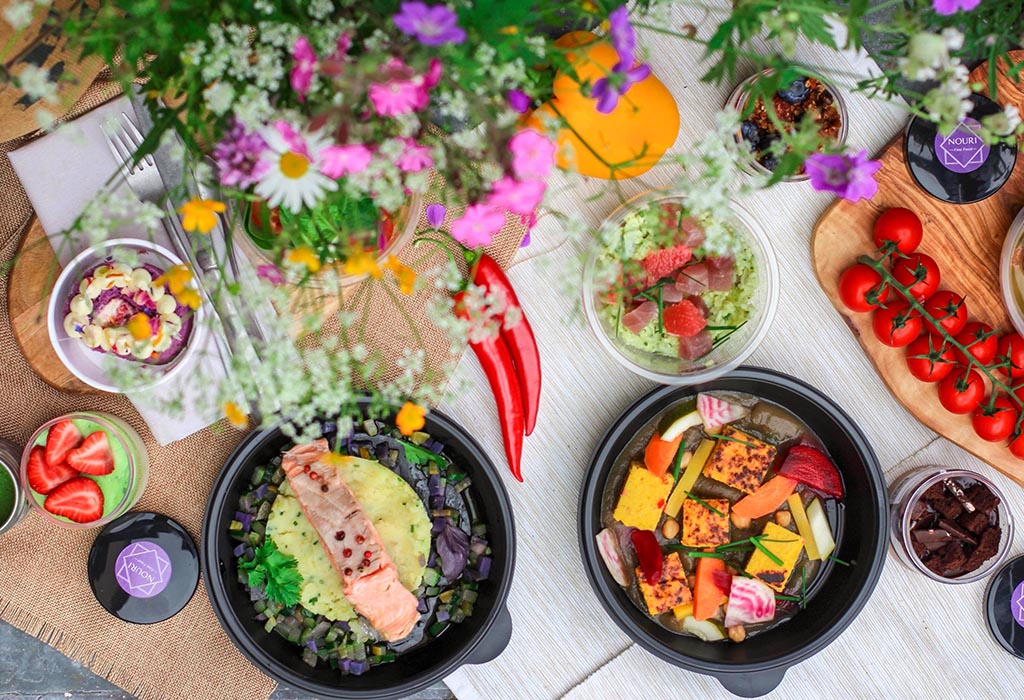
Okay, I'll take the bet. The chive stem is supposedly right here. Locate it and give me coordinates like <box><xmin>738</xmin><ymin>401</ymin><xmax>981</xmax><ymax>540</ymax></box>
<box><xmin>685</xmin><ymin>491</ymin><xmax>725</xmax><ymax>517</ymax></box>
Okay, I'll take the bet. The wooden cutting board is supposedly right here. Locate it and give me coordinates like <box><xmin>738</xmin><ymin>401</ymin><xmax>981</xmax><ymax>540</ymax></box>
<box><xmin>811</xmin><ymin>50</ymin><xmax>1024</xmax><ymax>487</ymax></box>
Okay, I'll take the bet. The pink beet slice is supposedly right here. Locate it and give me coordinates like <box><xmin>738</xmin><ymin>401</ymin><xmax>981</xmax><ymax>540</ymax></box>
<box><xmin>777</xmin><ymin>445</ymin><xmax>844</xmax><ymax>498</ymax></box>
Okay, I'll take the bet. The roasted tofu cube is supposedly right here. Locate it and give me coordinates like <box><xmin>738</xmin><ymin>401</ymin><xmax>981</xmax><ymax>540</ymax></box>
<box><xmin>681</xmin><ymin>497</ymin><xmax>731</xmax><ymax>547</ymax></box>
<box><xmin>613</xmin><ymin>464</ymin><xmax>674</xmax><ymax>531</ymax></box>
<box><xmin>637</xmin><ymin>552</ymin><xmax>693</xmax><ymax>615</ymax></box>
<box><xmin>702</xmin><ymin>427</ymin><xmax>776</xmax><ymax>494</ymax></box>
<box><xmin>745</xmin><ymin>521</ymin><xmax>804</xmax><ymax>592</ymax></box>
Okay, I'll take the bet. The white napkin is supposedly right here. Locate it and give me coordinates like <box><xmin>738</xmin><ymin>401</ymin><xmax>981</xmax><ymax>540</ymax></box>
<box><xmin>9</xmin><ymin>96</ymin><xmax>225</xmax><ymax>445</ymax></box>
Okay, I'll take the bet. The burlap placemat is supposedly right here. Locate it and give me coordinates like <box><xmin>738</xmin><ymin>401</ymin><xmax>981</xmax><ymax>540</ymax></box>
<box><xmin>0</xmin><ymin>77</ymin><xmax>525</xmax><ymax>700</ymax></box>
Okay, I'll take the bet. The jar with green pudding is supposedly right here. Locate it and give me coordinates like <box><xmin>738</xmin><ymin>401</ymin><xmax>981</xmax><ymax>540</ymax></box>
<box><xmin>21</xmin><ymin>412</ymin><xmax>149</xmax><ymax>529</ymax></box>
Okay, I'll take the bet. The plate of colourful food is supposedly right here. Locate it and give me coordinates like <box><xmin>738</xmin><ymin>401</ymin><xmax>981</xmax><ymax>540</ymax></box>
<box><xmin>202</xmin><ymin>402</ymin><xmax>515</xmax><ymax>699</ymax></box>
<box><xmin>583</xmin><ymin>191</ymin><xmax>778</xmax><ymax>385</ymax></box>
<box><xmin>579</xmin><ymin>367</ymin><xmax>887</xmax><ymax>696</ymax></box>
<box><xmin>47</xmin><ymin>238</ymin><xmax>206</xmax><ymax>393</ymax></box>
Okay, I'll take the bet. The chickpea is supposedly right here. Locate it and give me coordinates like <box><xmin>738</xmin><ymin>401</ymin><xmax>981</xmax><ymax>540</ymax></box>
<box><xmin>687</xmin><ymin>574</ymin><xmax>697</xmax><ymax>590</ymax></box>
<box><xmin>774</xmin><ymin>510</ymin><xmax>793</xmax><ymax>528</ymax></box>
<box><xmin>678</xmin><ymin>450</ymin><xmax>693</xmax><ymax>469</ymax></box>
<box><xmin>731</xmin><ymin>511</ymin><xmax>751</xmax><ymax>530</ymax></box>
<box><xmin>728</xmin><ymin>625</ymin><xmax>747</xmax><ymax>643</ymax></box>
<box><xmin>662</xmin><ymin>517</ymin><xmax>680</xmax><ymax>540</ymax></box>
<box><xmin>724</xmin><ymin>564</ymin><xmax>737</xmax><ymax>575</ymax></box>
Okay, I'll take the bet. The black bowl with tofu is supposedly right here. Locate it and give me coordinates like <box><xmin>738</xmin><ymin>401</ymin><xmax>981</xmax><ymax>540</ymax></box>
<box><xmin>578</xmin><ymin>366</ymin><xmax>887</xmax><ymax>697</ymax></box>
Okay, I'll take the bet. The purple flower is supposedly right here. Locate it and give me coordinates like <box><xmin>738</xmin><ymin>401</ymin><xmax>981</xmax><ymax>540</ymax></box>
<box><xmin>426</xmin><ymin>203</ymin><xmax>446</xmax><ymax>228</ymax></box>
<box><xmin>591</xmin><ymin>62</ymin><xmax>651</xmax><ymax>113</ymax></box>
<box><xmin>256</xmin><ymin>264</ymin><xmax>285</xmax><ymax>285</ymax></box>
<box><xmin>290</xmin><ymin>36</ymin><xmax>317</xmax><ymax>101</ymax></box>
<box><xmin>393</xmin><ymin>2</ymin><xmax>466</xmax><ymax>46</ymax></box>
<box><xmin>507</xmin><ymin>89</ymin><xmax>531</xmax><ymax>114</ymax></box>
<box><xmin>805</xmin><ymin>150</ymin><xmax>882</xmax><ymax>202</ymax></box>
<box><xmin>932</xmin><ymin>0</ymin><xmax>980</xmax><ymax>14</ymax></box>
<box><xmin>607</xmin><ymin>5</ymin><xmax>637</xmax><ymax>65</ymax></box>
<box><xmin>213</xmin><ymin>120</ymin><xmax>269</xmax><ymax>188</ymax></box>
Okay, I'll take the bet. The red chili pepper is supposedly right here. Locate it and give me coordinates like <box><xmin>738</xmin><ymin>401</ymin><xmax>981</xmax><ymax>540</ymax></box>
<box><xmin>453</xmin><ymin>291</ymin><xmax>525</xmax><ymax>481</ymax></box>
<box><xmin>630</xmin><ymin>529</ymin><xmax>663</xmax><ymax>585</ymax></box>
<box><xmin>472</xmin><ymin>254</ymin><xmax>542</xmax><ymax>436</ymax></box>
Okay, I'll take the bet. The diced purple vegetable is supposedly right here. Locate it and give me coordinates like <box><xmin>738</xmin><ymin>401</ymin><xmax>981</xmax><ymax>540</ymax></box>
<box><xmin>427</xmin><ymin>439</ymin><xmax>445</xmax><ymax>454</ymax></box>
<box><xmin>305</xmin><ymin>639</ymin><xmax>318</xmax><ymax>653</ymax></box>
<box><xmin>340</xmin><ymin>658</ymin><xmax>352</xmax><ymax>673</ymax></box>
<box><xmin>470</xmin><ymin>536</ymin><xmax>488</xmax><ymax>557</ymax></box>
<box><xmin>350</xmin><ymin>660</ymin><xmax>369</xmax><ymax>675</ymax></box>
<box><xmin>252</xmin><ymin>483</ymin><xmax>269</xmax><ymax>500</ymax></box>
<box><xmin>233</xmin><ymin>543</ymin><xmax>247</xmax><ymax>557</ymax></box>
<box><xmin>239</xmin><ymin>493</ymin><xmax>255</xmax><ymax>513</ymax></box>
<box><xmin>249</xmin><ymin>587</ymin><xmax>267</xmax><ymax>602</ymax></box>
<box><xmin>431</xmin><ymin>517</ymin><xmax>447</xmax><ymax>535</ymax></box>
<box><xmin>417</xmin><ymin>598</ymin><xmax>428</xmax><ymax>614</ymax></box>
<box><xmin>436</xmin><ymin>610</ymin><xmax>451</xmax><ymax>622</ymax></box>
<box><xmin>467</xmin><ymin>556</ymin><xmax>491</xmax><ymax>581</ymax></box>
<box><xmin>235</xmin><ymin>511</ymin><xmax>254</xmax><ymax>532</ymax></box>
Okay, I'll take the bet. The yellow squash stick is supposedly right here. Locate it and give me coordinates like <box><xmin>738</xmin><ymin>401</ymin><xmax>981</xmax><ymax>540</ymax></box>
<box><xmin>786</xmin><ymin>493</ymin><xmax>821</xmax><ymax>560</ymax></box>
<box><xmin>664</xmin><ymin>439</ymin><xmax>715</xmax><ymax>519</ymax></box>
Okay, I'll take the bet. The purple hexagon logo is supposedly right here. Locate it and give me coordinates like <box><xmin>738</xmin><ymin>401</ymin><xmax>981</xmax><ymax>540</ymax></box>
<box><xmin>934</xmin><ymin>117</ymin><xmax>989</xmax><ymax>174</ymax></box>
<box><xmin>115</xmin><ymin>541</ymin><xmax>172</xmax><ymax>598</ymax></box>
<box><xmin>1012</xmin><ymin>581</ymin><xmax>1024</xmax><ymax>629</ymax></box>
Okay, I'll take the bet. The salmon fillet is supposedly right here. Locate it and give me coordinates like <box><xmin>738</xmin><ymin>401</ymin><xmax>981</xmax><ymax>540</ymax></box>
<box><xmin>282</xmin><ymin>440</ymin><xmax>420</xmax><ymax>642</ymax></box>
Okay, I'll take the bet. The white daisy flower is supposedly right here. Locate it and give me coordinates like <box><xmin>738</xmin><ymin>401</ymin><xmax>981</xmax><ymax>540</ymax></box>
<box><xmin>254</xmin><ymin>122</ymin><xmax>337</xmax><ymax>213</ymax></box>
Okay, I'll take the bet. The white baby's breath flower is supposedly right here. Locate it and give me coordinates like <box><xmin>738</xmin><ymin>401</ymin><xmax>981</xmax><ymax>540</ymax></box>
<box><xmin>203</xmin><ymin>81</ymin><xmax>235</xmax><ymax>116</ymax></box>
<box><xmin>981</xmin><ymin>104</ymin><xmax>1022</xmax><ymax>137</ymax></box>
<box><xmin>898</xmin><ymin>32</ymin><xmax>951</xmax><ymax>81</ymax></box>
<box><xmin>3</xmin><ymin>0</ymin><xmax>34</xmax><ymax>29</ymax></box>
<box><xmin>942</xmin><ymin>27</ymin><xmax>964</xmax><ymax>51</ymax></box>
<box><xmin>16</xmin><ymin>64</ymin><xmax>59</xmax><ymax>103</ymax></box>
<box><xmin>308</xmin><ymin>0</ymin><xmax>333</xmax><ymax>19</ymax></box>
<box><xmin>34</xmin><ymin>108</ymin><xmax>55</xmax><ymax>131</ymax></box>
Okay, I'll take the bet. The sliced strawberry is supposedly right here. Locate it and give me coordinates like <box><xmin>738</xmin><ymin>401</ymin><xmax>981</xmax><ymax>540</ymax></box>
<box><xmin>66</xmin><ymin>432</ymin><xmax>115</xmax><ymax>476</ymax></box>
<box><xmin>663</xmin><ymin>299</ymin><xmax>707</xmax><ymax>337</ymax></box>
<box><xmin>44</xmin><ymin>477</ymin><xmax>104</xmax><ymax>524</ymax></box>
<box><xmin>26</xmin><ymin>446</ymin><xmax>78</xmax><ymax>495</ymax></box>
<box><xmin>44</xmin><ymin>420</ymin><xmax>83</xmax><ymax>468</ymax></box>
<box><xmin>777</xmin><ymin>445</ymin><xmax>844</xmax><ymax>498</ymax></box>
<box><xmin>642</xmin><ymin>244</ymin><xmax>693</xmax><ymax>282</ymax></box>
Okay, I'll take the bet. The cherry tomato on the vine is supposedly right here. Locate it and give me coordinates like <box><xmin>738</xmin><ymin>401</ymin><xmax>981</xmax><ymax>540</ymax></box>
<box><xmin>1009</xmin><ymin>432</ymin><xmax>1024</xmax><ymax>460</ymax></box>
<box><xmin>922</xmin><ymin>290</ymin><xmax>968</xmax><ymax>337</ymax></box>
<box><xmin>998</xmin><ymin>333</ymin><xmax>1024</xmax><ymax>379</ymax></box>
<box><xmin>905</xmin><ymin>335</ymin><xmax>956</xmax><ymax>383</ymax></box>
<box><xmin>938</xmin><ymin>368</ymin><xmax>986</xmax><ymax>415</ymax></box>
<box><xmin>872</xmin><ymin>303</ymin><xmax>922</xmax><ymax>347</ymax></box>
<box><xmin>873</xmin><ymin>208</ymin><xmax>923</xmax><ymax>255</ymax></box>
<box><xmin>838</xmin><ymin>263</ymin><xmax>889</xmax><ymax>312</ymax></box>
<box><xmin>954</xmin><ymin>321</ymin><xmax>998</xmax><ymax>366</ymax></box>
<box><xmin>891</xmin><ymin>253</ymin><xmax>940</xmax><ymax>301</ymax></box>
<box><xmin>972</xmin><ymin>395</ymin><xmax>1017</xmax><ymax>442</ymax></box>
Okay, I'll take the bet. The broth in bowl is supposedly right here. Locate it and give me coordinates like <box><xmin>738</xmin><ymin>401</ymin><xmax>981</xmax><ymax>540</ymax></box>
<box><xmin>597</xmin><ymin>391</ymin><xmax>845</xmax><ymax>643</ymax></box>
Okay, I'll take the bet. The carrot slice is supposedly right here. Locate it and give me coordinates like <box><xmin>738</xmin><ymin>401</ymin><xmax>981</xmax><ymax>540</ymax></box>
<box><xmin>732</xmin><ymin>475</ymin><xmax>798</xmax><ymax>520</ymax></box>
<box><xmin>644</xmin><ymin>431</ymin><xmax>684</xmax><ymax>477</ymax></box>
<box><xmin>693</xmin><ymin>556</ymin><xmax>728</xmax><ymax>621</ymax></box>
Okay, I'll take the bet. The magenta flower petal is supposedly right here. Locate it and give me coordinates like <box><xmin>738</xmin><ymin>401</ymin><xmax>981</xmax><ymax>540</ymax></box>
<box><xmin>426</xmin><ymin>203</ymin><xmax>446</xmax><ymax>228</ymax></box>
<box><xmin>393</xmin><ymin>1</ymin><xmax>466</xmax><ymax>45</ymax></box>
<box><xmin>507</xmin><ymin>89</ymin><xmax>531</xmax><ymax>114</ymax></box>
<box><xmin>932</xmin><ymin>0</ymin><xmax>980</xmax><ymax>14</ymax></box>
<box><xmin>805</xmin><ymin>150</ymin><xmax>882</xmax><ymax>203</ymax></box>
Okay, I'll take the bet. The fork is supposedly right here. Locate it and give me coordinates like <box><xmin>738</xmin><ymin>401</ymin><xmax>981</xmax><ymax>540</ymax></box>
<box><xmin>103</xmin><ymin>111</ymin><xmax>267</xmax><ymax>420</ymax></box>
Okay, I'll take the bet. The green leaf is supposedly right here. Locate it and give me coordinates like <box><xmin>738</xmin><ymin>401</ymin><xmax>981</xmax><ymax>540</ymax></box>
<box><xmin>400</xmin><ymin>439</ymin><xmax>446</xmax><ymax>469</ymax></box>
<box><xmin>241</xmin><ymin>540</ymin><xmax>303</xmax><ymax>607</ymax></box>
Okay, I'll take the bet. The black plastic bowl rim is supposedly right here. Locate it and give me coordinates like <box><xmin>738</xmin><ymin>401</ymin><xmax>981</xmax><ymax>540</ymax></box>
<box><xmin>578</xmin><ymin>366</ymin><xmax>889</xmax><ymax>697</ymax></box>
<box><xmin>202</xmin><ymin>405</ymin><xmax>516</xmax><ymax>699</ymax></box>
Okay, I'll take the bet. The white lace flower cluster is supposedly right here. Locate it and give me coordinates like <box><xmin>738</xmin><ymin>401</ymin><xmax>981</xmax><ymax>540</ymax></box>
<box><xmin>899</xmin><ymin>29</ymin><xmax>973</xmax><ymax>135</ymax></box>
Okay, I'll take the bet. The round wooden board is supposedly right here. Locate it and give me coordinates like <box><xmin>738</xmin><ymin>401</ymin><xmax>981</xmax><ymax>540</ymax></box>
<box><xmin>8</xmin><ymin>217</ymin><xmax>98</xmax><ymax>394</ymax></box>
<box><xmin>811</xmin><ymin>51</ymin><xmax>1024</xmax><ymax>487</ymax></box>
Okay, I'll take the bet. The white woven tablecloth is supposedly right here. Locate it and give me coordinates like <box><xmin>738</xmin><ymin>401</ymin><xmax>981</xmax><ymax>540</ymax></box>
<box><xmin>441</xmin><ymin>6</ymin><xmax>1024</xmax><ymax>698</ymax></box>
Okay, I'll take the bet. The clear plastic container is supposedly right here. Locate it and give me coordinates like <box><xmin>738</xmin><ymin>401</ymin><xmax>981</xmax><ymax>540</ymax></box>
<box><xmin>0</xmin><ymin>438</ymin><xmax>29</xmax><ymax>535</ymax></box>
<box><xmin>724</xmin><ymin>69</ymin><xmax>849</xmax><ymax>182</ymax></box>
<box><xmin>21</xmin><ymin>412</ymin><xmax>150</xmax><ymax>530</ymax></box>
<box><xmin>582</xmin><ymin>190</ymin><xmax>779</xmax><ymax>385</ymax></box>
<box><xmin>889</xmin><ymin>466</ymin><xmax>1013</xmax><ymax>584</ymax></box>
<box><xmin>235</xmin><ymin>193</ymin><xmax>424</xmax><ymax>288</ymax></box>
<box><xmin>999</xmin><ymin>206</ymin><xmax>1024</xmax><ymax>336</ymax></box>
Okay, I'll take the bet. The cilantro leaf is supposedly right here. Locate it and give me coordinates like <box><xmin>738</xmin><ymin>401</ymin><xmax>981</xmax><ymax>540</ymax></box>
<box><xmin>399</xmin><ymin>440</ymin><xmax>446</xmax><ymax>469</ymax></box>
<box><xmin>239</xmin><ymin>539</ymin><xmax>303</xmax><ymax>607</ymax></box>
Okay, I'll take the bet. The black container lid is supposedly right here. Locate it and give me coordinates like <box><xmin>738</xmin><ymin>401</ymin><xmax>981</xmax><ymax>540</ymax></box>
<box><xmin>904</xmin><ymin>93</ymin><xmax>1017</xmax><ymax>204</ymax></box>
<box><xmin>88</xmin><ymin>512</ymin><xmax>199</xmax><ymax>624</ymax></box>
<box><xmin>985</xmin><ymin>554</ymin><xmax>1024</xmax><ymax>659</ymax></box>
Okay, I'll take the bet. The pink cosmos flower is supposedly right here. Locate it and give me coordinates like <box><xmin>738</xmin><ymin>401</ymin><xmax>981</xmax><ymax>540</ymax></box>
<box><xmin>805</xmin><ymin>149</ymin><xmax>882</xmax><ymax>203</ymax></box>
<box><xmin>274</xmin><ymin>120</ymin><xmax>310</xmax><ymax>158</ymax></box>
<box><xmin>368</xmin><ymin>58</ymin><xmax>442</xmax><ymax>117</ymax></box>
<box><xmin>486</xmin><ymin>176</ymin><xmax>546</xmax><ymax>216</ymax></box>
<box><xmin>256</xmin><ymin>265</ymin><xmax>285</xmax><ymax>285</ymax></box>
<box><xmin>321</xmin><ymin>143</ymin><xmax>374</xmax><ymax>178</ymax></box>
<box><xmin>395</xmin><ymin>138</ymin><xmax>434</xmax><ymax>172</ymax></box>
<box><xmin>508</xmin><ymin>129</ymin><xmax>556</xmax><ymax>180</ymax></box>
<box><xmin>932</xmin><ymin>0</ymin><xmax>980</xmax><ymax>14</ymax></box>
<box><xmin>450</xmin><ymin>204</ymin><xmax>505</xmax><ymax>248</ymax></box>
<box><xmin>291</xmin><ymin>36</ymin><xmax>318</xmax><ymax>102</ymax></box>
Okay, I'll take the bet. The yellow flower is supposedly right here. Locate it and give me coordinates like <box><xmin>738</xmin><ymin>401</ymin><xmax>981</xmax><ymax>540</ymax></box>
<box><xmin>396</xmin><ymin>402</ymin><xmax>426</xmax><ymax>436</ymax></box>
<box><xmin>383</xmin><ymin>256</ymin><xmax>416</xmax><ymax>295</ymax></box>
<box><xmin>177</xmin><ymin>287</ymin><xmax>202</xmax><ymax>310</ymax></box>
<box><xmin>223</xmin><ymin>401</ymin><xmax>248</xmax><ymax>429</ymax></box>
<box><xmin>343</xmin><ymin>248</ymin><xmax>382</xmax><ymax>279</ymax></box>
<box><xmin>127</xmin><ymin>312</ymin><xmax>152</xmax><ymax>340</ymax></box>
<box><xmin>580</xmin><ymin>0</ymin><xmax>598</xmax><ymax>11</ymax></box>
<box><xmin>285</xmin><ymin>245</ymin><xmax>322</xmax><ymax>273</ymax></box>
<box><xmin>498</xmin><ymin>25</ymin><xmax>519</xmax><ymax>35</ymax></box>
<box><xmin>178</xmin><ymin>198</ymin><xmax>226</xmax><ymax>234</ymax></box>
<box><xmin>154</xmin><ymin>264</ymin><xmax>194</xmax><ymax>295</ymax></box>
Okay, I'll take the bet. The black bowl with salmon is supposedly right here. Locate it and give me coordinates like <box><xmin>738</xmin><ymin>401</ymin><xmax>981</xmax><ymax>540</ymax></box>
<box><xmin>203</xmin><ymin>404</ymin><xmax>515</xmax><ymax>699</ymax></box>
<box><xmin>579</xmin><ymin>367</ymin><xmax>887</xmax><ymax>697</ymax></box>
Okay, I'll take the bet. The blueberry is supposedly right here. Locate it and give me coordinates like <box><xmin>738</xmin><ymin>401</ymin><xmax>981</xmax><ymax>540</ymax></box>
<box><xmin>740</xmin><ymin>121</ymin><xmax>761</xmax><ymax>149</ymax></box>
<box><xmin>758</xmin><ymin>151</ymin><xmax>779</xmax><ymax>171</ymax></box>
<box><xmin>776</xmin><ymin>78</ymin><xmax>810</xmax><ymax>104</ymax></box>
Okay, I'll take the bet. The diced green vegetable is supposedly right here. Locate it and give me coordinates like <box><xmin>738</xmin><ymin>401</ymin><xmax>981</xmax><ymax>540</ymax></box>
<box><xmin>661</xmin><ymin>410</ymin><xmax>702</xmax><ymax>442</ymax></box>
<box><xmin>806</xmin><ymin>498</ymin><xmax>836</xmax><ymax>560</ymax></box>
<box><xmin>681</xmin><ymin>616</ymin><xmax>727</xmax><ymax>641</ymax></box>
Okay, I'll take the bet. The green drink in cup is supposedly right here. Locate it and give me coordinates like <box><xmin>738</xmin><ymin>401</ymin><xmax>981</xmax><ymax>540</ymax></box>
<box><xmin>0</xmin><ymin>438</ymin><xmax>28</xmax><ymax>535</ymax></box>
<box><xmin>21</xmin><ymin>412</ymin><xmax>149</xmax><ymax>529</ymax></box>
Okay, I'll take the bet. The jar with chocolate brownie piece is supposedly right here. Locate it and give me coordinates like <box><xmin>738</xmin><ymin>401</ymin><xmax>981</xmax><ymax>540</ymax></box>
<box><xmin>890</xmin><ymin>467</ymin><xmax>1013</xmax><ymax>584</ymax></box>
<box><xmin>725</xmin><ymin>69</ymin><xmax>848</xmax><ymax>182</ymax></box>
